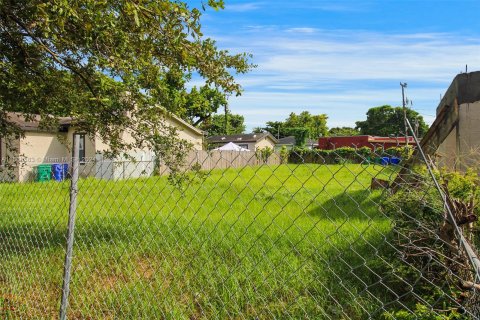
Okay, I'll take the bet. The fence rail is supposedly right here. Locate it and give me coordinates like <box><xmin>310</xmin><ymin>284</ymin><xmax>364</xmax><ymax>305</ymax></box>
<box><xmin>0</xmin><ymin>131</ymin><xmax>479</xmax><ymax>319</ymax></box>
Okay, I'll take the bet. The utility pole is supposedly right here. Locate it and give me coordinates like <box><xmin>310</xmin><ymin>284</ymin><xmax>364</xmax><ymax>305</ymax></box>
<box><xmin>224</xmin><ymin>104</ymin><xmax>229</xmax><ymax>135</ymax></box>
<box><xmin>400</xmin><ymin>82</ymin><xmax>408</xmax><ymax>146</ymax></box>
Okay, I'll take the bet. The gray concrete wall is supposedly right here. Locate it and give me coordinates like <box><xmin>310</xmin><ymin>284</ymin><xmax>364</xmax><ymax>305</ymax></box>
<box><xmin>436</xmin><ymin>72</ymin><xmax>480</xmax><ymax>170</ymax></box>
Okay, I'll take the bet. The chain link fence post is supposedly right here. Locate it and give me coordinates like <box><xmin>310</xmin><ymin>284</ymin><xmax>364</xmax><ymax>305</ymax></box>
<box><xmin>59</xmin><ymin>133</ymin><xmax>80</xmax><ymax>320</ymax></box>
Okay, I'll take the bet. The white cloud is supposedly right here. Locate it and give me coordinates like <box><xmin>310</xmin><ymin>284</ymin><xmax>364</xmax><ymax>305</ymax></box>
<box><xmin>287</xmin><ymin>27</ymin><xmax>317</xmax><ymax>34</ymax></box>
<box><xmin>200</xmin><ymin>26</ymin><xmax>480</xmax><ymax>131</ymax></box>
<box><xmin>229</xmin><ymin>87</ymin><xmax>443</xmax><ymax>131</ymax></box>
<box><xmin>279</xmin><ymin>2</ymin><xmax>370</xmax><ymax>13</ymax></box>
<box><xmin>225</xmin><ymin>2</ymin><xmax>261</xmax><ymax>12</ymax></box>
<box><xmin>233</xmin><ymin>31</ymin><xmax>480</xmax><ymax>84</ymax></box>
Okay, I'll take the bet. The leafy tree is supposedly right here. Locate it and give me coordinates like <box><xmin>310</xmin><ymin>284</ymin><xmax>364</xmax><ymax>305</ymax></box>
<box><xmin>289</xmin><ymin>127</ymin><xmax>309</xmax><ymax>146</ymax></box>
<box><xmin>200</xmin><ymin>112</ymin><xmax>245</xmax><ymax>136</ymax></box>
<box><xmin>252</xmin><ymin>127</ymin><xmax>264</xmax><ymax>134</ymax></box>
<box><xmin>284</xmin><ymin>111</ymin><xmax>328</xmax><ymax>139</ymax></box>
<box><xmin>264</xmin><ymin>121</ymin><xmax>289</xmax><ymax>139</ymax></box>
<box><xmin>262</xmin><ymin>112</ymin><xmax>328</xmax><ymax>139</ymax></box>
<box><xmin>329</xmin><ymin>127</ymin><xmax>360</xmax><ymax>136</ymax></box>
<box><xmin>355</xmin><ymin>105</ymin><xmax>428</xmax><ymax>137</ymax></box>
<box><xmin>182</xmin><ymin>85</ymin><xmax>228</xmax><ymax>127</ymax></box>
<box><xmin>310</xmin><ymin>114</ymin><xmax>329</xmax><ymax>139</ymax></box>
<box><xmin>0</xmin><ymin>0</ymin><xmax>252</xmax><ymax>156</ymax></box>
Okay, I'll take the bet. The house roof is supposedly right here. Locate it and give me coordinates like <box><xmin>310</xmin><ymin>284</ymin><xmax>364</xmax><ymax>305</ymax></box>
<box><xmin>161</xmin><ymin>111</ymin><xmax>203</xmax><ymax>136</ymax></box>
<box><xmin>208</xmin><ymin>132</ymin><xmax>278</xmax><ymax>144</ymax></box>
<box><xmin>277</xmin><ymin>136</ymin><xmax>296</xmax><ymax>145</ymax></box>
<box><xmin>4</xmin><ymin>112</ymin><xmax>71</xmax><ymax>132</ymax></box>
<box><xmin>277</xmin><ymin>135</ymin><xmax>318</xmax><ymax>146</ymax></box>
<box><xmin>4</xmin><ymin>111</ymin><xmax>203</xmax><ymax>136</ymax></box>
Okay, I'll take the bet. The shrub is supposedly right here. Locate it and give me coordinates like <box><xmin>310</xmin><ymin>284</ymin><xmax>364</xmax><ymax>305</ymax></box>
<box><xmin>255</xmin><ymin>147</ymin><xmax>274</xmax><ymax>163</ymax></box>
<box><xmin>279</xmin><ymin>146</ymin><xmax>289</xmax><ymax>164</ymax></box>
<box><xmin>288</xmin><ymin>146</ymin><xmax>375</xmax><ymax>164</ymax></box>
<box><xmin>381</xmin><ymin>168</ymin><xmax>479</xmax><ymax>318</ymax></box>
<box><xmin>384</xmin><ymin>146</ymin><xmax>415</xmax><ymax>159</ymax></box>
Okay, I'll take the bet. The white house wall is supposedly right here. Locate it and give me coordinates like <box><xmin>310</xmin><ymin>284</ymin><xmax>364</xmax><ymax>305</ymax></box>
<box><xmin>255</xmin><ymin>138</ymin><xmax>276</xmax><ymax>150</ymax></box>
<box><xmin>18</xmin><ymin>132</ymin><xmax>69</xmax><ymax>182</ymax></box>
<box><xmin>168</xmin><ymin>117</ymin><xmax>203</xmax><ymax>150</ymax></box>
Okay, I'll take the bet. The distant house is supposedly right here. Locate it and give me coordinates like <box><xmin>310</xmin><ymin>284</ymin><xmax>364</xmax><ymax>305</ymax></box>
<box><xmin>207</xmin><ymin>132</ymin><xmax>277</xmax><ymax>151</ymax></box>
<box><xmin>275</xmin><ymin>136</ymin><xmax>319</xmax><ymax>150</ymax></box>
<box><xmin>317</xmin><ymin>135</ymin><xmax>414</xmax><ymax>151</ymax></box>
<box><xmin>0</xmin><ymin>112</ymin><xmax>203</xmax><ymax>182</ymax></box>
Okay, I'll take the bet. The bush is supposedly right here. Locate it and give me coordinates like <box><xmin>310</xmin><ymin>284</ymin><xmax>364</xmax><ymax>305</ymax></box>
<box><xmin>279</xmin><ymin>146</ymin><xmax>289</xmax><ymax>164</ymax></box>
<box><xmin>255</xmin><ymin>147</ymin><xmax>274</xmax><ymax>163</ymax></box>
<box><xmin>381</xmin><ymin>168</ymin><xmax>479</xmax><ymax>318</ymax></box>
<box><xmin>384</xmin><ymin>146</ymin><xmax>415</xmax><ymax>159</ymax></box>
<box><xmin>288</xmin><ymin>146</ymin><xmax>374</xmax><ymax>164</ymax></box>
<box><xmin>383</xmin><ymin>303</ymin><xmax>463</xmax><ymax>320</ymax></box>
<box><xmin>286</xmin><ymin>145</ymin><xmax>414</xmax><ymax>165</ymax></box>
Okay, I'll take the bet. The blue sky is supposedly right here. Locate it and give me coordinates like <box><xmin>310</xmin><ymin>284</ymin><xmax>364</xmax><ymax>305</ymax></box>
<box><xmin>193</xmin><ymin>0</ymin><xmax>480</xmax><ymax>131</ymax></box>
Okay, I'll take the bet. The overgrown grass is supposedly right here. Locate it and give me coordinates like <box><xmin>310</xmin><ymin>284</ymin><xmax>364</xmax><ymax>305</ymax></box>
<box><xmin>0</xmin><ymin>164</ymin><xmax>399</xmax><ymax>319</ymax></box>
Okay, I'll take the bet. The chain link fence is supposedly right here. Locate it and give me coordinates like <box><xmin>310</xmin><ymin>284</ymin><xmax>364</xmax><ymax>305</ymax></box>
<box><xmin>1</xmin><ymin>131</ymin><xmax>479</xmax><ymax>319</ymax></box>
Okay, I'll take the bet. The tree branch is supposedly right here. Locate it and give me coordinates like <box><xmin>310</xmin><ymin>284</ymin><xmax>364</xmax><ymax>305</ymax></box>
<box><xmin>4</xmin><ymin>11</ymin><xmax>99</xmax><ymax>99</ymax></box>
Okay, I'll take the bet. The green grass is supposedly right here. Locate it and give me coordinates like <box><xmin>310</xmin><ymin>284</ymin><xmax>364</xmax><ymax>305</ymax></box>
<box><xmin>0</xmin><ymin>164</ymin><xmax>399</xmax><ymax>319</ymax></box>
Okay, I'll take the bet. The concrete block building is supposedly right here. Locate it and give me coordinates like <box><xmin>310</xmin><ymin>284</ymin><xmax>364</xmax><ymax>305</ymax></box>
<box><xmin>435</xmin><ymin>71</ymin><xmax>480</xmax><ymax>170</ymax></box>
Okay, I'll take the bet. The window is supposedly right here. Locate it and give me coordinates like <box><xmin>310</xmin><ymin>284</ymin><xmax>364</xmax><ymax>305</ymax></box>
<box><xmin>73</xmin><ymin>134</ymin><xmax>86</xmax><ymax>163</ymax></box>
<box><xmin>79</xmin><ymin>135</ymin><xmax>85</xmax><ymax>163</ymax></box>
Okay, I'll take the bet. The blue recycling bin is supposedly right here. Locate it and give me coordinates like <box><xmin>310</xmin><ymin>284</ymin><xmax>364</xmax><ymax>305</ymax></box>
<box><xmin>52</xmin><ymin>163</ymin><xmax>69</xmax><ymax>181</ymax></box>
<box><xmin>390</xmin><ymin>157</ymin><xmax>401</xmax><ymax>165</ymax></box>
<box><xmin>63</xmin><ymin>163</ymin><xmax>69</xmax><ymax>179</ymax></box>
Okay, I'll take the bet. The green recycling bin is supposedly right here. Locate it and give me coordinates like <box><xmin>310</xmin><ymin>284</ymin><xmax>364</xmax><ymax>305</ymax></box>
<box><xmin>35</xmin><ymin>164</ymin><xmax>52</xmax><ymax>182</ymax></box>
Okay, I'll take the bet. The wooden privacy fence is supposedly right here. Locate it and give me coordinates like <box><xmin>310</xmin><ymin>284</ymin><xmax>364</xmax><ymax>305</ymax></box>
<box><xmin>161</xmin><ymin>150</ymin><xmax>282</xmax><ymax>173</ymax></box>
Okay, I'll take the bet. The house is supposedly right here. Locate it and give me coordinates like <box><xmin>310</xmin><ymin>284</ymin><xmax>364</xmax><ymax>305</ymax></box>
<box><xmin>275</xmin><ymin>136</ymin><xmax>319</xmax><ymax>150</ymax></box>
<box><xmin>0</xmin><ymin>112</ymin><xmax>204</xmax><ymax>182</ymax></box>
<box><xmin>317</xmin><ymin>135</ymin><xmax>414</xmax><ymax>150</ymax></box>
<box><xmin>207</xmin><ymin>132</ymin><xmax>277</xmax><ymax>151</ymax></box>
<box><xmin>433</xmin><ymin>71</ymin><xmax>480</xmax><ymax>170</ymax></box>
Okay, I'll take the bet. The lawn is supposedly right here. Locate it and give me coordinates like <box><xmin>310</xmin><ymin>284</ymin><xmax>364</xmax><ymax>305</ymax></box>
<box><xmin>0</xmin><ymin>164</ymin><xmax>399</xmax><ymax>319</ymax></box>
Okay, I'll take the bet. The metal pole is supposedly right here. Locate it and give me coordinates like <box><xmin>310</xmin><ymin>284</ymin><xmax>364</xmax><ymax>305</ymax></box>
<box><xmin>224</xmin><ymin>104</ymin><xmax>229</xmax><ymax>135</ymax></box>
<box><xmin>400</xmin><ymin>82</ymin><xmax>408</xmax><ymax>146</ymax></box>
<box><xmin>59</xmin><ymin>134</ymin><xmax>80</xmax><ymax>320</ymax></box>
<box><xmin>405</xmin><ymin>118</ymin><xmax>480</xmax><ymax>281</ymax></box>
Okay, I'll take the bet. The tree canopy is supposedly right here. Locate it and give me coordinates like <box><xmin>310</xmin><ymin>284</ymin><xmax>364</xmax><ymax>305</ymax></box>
<box><xmin>261</xmin><ymin>111</ymin><xmax>328</xmax><ymax>140</ymax></box>
<box><xmin>355</xmin><ymin>105</ymin><xmax>428</xmax><ymax>137</ymax></box>
<box><xmin>328</xmin><ymin>127</ymin><xmax>360</xmax><ymax>137</ymax></box>
<box><xmin>200</xmin><ymin>112</ymin><xmax>245</xmax><ymax>136</ymax></box>
<box><xmin>0</xmin><ymin>0</ymin><xmax>252</xmax><ymax>155</ymax></box>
